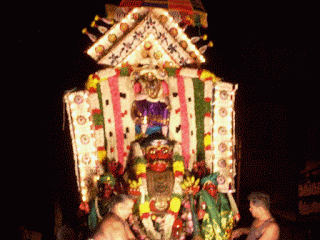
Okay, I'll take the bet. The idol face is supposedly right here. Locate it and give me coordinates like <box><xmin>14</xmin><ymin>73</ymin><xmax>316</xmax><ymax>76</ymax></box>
<box><xmin>145</xmin><ymin>140</ymin><xmax>173</xmax><ymax>172</ymax></box>
<box><xmin>204</xmin><ymin>183</ymin><xmax>218</xmax><ymax>198</ymax></box>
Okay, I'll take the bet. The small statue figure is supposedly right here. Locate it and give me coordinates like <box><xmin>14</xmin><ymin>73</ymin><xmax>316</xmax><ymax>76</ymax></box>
<box><xmin>197</xmin><ymin>173</ymin><xmax>234</xmax><ymax>240</ymax></box>
<box><xmin>88</xmin><ymin>173</ymin><xmax>116</xmax><ymax>231</ymax></box>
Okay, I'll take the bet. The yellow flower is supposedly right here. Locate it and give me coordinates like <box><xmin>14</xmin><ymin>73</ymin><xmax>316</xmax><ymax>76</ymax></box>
<box><xmin>203</xmin><ymin>212</ymin><xmax>209</xmax><ymax>221</ymax></box>
<box><xmin>139</xmin><ymin>201</ymin><xmax>150</xmax><ymax>215</ymax></box>
<box><xmin>135</xmin><ymin>163</ymin><xmax>146</xmax><ymax>175</ymax></box>
<box><xmin>169</xmin><ymin>197</ymin><xmax>181</xmax><ymax>213</ymax></box>
<box><xmin>97</xmin><ymin>150</ymin><xmax>107</xmax><ymax>161</ymax></box>
<box><xmin>212</xmin><ymin>75</ymin><xmax>221</xmax><ymax>83</ymax></box>
<box><xmin>86</xmin><ymin>74</ymin><xmax>102</xmax><ymax>90</ymax></box>
<box><xmin>173</xmin><ymin>161</ymin><xmax>184</xmax><ymax>174</ymax></box>
<box><xmin>82</xmin><ymin>28</ymin><xmax>87</xmax><ymax>34</ymax></box>
<box><xmin>199</xmin><ymin>70</ymin><xmax>221</xmax><ymax>83</ymax></box>
<box><xmin>129</xmin><ymin>179</ymin><xmax>141</xmax><ymax>189</ymax></box>
<box><xmin>204</xmin><ymin>134</ymin><xmax>211</xmax><ymax>147</ymax></box>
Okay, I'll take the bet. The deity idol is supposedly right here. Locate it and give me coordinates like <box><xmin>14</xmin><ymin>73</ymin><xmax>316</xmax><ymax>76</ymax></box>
<box><xmin>130</xmin><ymin>133</ymin><xmax>185</xmax><ymax>240</ymax></box>
<box><xmin>131</xmin><ymin>67</ymin><xmax>170</xmax><ymax>136</ymax></box>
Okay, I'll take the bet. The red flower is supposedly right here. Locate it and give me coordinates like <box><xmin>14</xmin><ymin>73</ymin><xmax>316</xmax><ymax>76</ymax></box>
<box><xmin>129</xmin><ymin>189</ymin><xmax>141</xmax><ymax>196</ymax></box>
<box><xmin>97</xmin><ymin>146</ymin><xmax>105</xmax><ymax>151</ymax></box>
<box><xmin>88</xmin><ymin>87</ymin><xmax>97</xmax><ymax>93</ymax></box>
<box><xmin>174</xmin><ymin>171</ymin><xmax>184</xmax><ymax>177</ymax></box>
<box><xmin>137</xmin><ymin>173</ymin><xmax>147</xmax><ymax>178</ymax></box>
<box><xmin>79</xmin><ymin>202</ymin><xmax>90</xmax><ymax>214</ymax></box>
<box><xmin>204</xmin><ymin>145</ymin><xmax>211</xmax><ymax>150</ymax></box>
<box><xmin>198</xmin><ymin>209</ymin><xmax>206</xmax><ymax>219</ymax></box>
<box><xmin>204</xmin><ymin>112</ymin><xmax>211</xmax><ymax>117</ymax></box>
<box><xmin>92</xmin><ymin>108</ymin><xmax>102</xmax><ymax>114</ymax></box>
<box><xmin>95</xmin><ymin>125</ymin><xmax>103</xmax><ymax>130</ymax></box>
<box><xmin>168</xmin><ymin>210</ymin><xmax>179</xmax><ymax>217</ymax></box>
<box><xmin>140</xmin><ymin>212</ymin><xmax>150</xmax><ymax>219</ymax></box>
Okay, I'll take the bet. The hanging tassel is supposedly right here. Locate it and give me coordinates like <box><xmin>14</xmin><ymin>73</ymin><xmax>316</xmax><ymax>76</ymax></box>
<box><xmin>97</xmin><ymin>25</ymin><xmax>108</xmax><ymax>34</ymax></box>
<box><xmin>82</xmin><ymin>28</ymin><xmax>97</xmax><ymax>42</ymax></box>
<box><xmin>199</xmin><ymin>41</ymin><xmax>213</xmax><ymax>54</ymax></box>
<box><xmin>95</xmin><ymin>15</ymin><xmax>114</xmax><ymax>25</ymax></box>
<box><xmin>90</xmin><ymin>21</ymin><xmax>108</xmax><ymax>34</ymax></box>
<box><xmin>102</xmin><ymin>17</ymin><xmax>115</xmax><ymax>25</ymax></box>
<box><xmin>191</xmin><ymin>36</ymin><xmax>201</xmax><ymax>44</ymax></box>
<box><xmin>190</xmin><ymin>34</ymin><xmax>208</xmax><ymax>44</ymax></box>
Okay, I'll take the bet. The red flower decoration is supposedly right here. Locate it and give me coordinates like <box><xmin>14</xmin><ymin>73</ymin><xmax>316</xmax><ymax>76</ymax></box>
<box><xmin>79</xmin><ymin>202</ymin><xmax>90</xmax><ymax>214</ymax></box>
<box><xmin>174</xmin><ymin>171</ymin><xmax>184</xmax><ymax>177</ymax></box>
<box><xmin>92</xmin><ymin>108</ymin><xmax>102</xmax><ymax>114</ymax></box>
<box><xmin>140</xmin><ymin>212</ymin><xmax>150</xmax><ymax>219</ymax></box>
<box><xmin>88</xmin><ymin>87</ymin><xmax>97</xmax><ymax>93</ymax></box>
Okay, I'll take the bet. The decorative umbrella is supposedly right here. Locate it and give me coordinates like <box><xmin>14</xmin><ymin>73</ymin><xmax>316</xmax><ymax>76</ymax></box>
<box><xmin>116</xmin><ymin>0</ymin><xmax>208</xmax><ymax>27</ymax></box>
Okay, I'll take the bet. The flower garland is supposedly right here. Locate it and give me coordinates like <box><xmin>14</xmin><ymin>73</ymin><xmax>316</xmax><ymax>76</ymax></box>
<box><xmin>172</xmin><ymin>153</ymin><xmax>185</xmax><ymax>177</ymax></box>
<box><xmin>86</xmin><ymin>74</ymin><xmax>102</xmax><ymax>93</ymax></box>
<box><xmin>135</xmin><ymin>157</ymin><xmax>147</xmax><ymax>178</ymax></box>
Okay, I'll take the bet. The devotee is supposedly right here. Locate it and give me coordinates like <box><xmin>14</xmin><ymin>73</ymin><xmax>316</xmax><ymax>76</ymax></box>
<box><xmin>231</xmin><ymin>192</ymin><xmax>279</xmax><ymax>240</ymax></box>
<box><xmin>92</xmin><ymin>194</ymin><xmax>136</xmax><ymax>240</ymax></box>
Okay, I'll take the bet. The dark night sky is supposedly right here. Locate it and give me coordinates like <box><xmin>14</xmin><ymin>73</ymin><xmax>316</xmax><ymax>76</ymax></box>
<box><xmin>16</xmin><ymin>0</ymin><xmax>316</xmax><ymax>236</ymax></box>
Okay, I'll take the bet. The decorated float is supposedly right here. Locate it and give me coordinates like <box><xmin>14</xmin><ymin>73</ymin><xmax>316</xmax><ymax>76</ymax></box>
<box><xmin>64</xmin><ymin>0</ymin><xmax>239</xmax><ymax>239</ymax></box>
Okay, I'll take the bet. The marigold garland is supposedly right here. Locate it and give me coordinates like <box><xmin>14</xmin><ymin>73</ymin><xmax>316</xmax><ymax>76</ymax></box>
<box><xmin>173</xmin><ymin>161</ymin><xmax>184</xmax><ymax>176</ymax></box>
<box><xmin>139</xmin><ymin>201</ymin><xmax>151</xmax><ymax>219</ymax></box>
<box><xmin>173</xmin><ymin>153</ymin><xmax>185</xmax><ymax>177</ymax></box>
<box><xmin>135</xmin><ymin>162</ymin><xmax>147</xmax><ymax>177</ymax></box>
<box><xmin>204</xmin><ymin>133</ymin><xmax>211</xmax><ymax>147</ymax></box>
<box><xmin>97</xmin><ymin>149</ymin><xmax>107</xmax><ymax>162</ymax></box>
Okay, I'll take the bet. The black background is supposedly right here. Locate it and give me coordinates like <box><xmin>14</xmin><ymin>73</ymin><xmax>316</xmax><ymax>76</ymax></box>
<box><xmin>16</xmin><ymin>0</ymin><xmax>316</xmax><ymax>238</ymax></box>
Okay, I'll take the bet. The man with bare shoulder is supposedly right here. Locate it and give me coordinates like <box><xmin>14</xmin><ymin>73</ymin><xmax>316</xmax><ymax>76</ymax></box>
<box><xmin>92</xmin><ymin>194</ymin><xmax>136</xmax><ymax>240</ymax></box>
<box><xmin>231</xmin><ymin>192</ymin><xmax>280</xmax><ymax>240</ymax></box>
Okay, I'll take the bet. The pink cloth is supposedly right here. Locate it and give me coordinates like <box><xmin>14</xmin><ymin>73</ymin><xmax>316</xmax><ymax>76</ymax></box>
<box><xmin>108</xmin><ymin>74</ymin><xmax>125</xmax><ymax>165</ymax></box>
<box><xmin>161</xmin><ymin>80</ymin><xmax>169</xmax><ymax>96</ymax></box>
<box><xmin>176</xmin><ymin>73</ymin><xmax>190</xmax><ymax>169</ymax></box>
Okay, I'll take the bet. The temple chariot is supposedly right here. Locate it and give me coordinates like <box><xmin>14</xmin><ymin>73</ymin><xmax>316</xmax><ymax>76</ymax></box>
<box><xmin>64</xmin><ymin>1</ymin><xmax>239</xmax><ymax>239</ymax></box>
